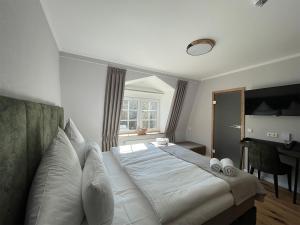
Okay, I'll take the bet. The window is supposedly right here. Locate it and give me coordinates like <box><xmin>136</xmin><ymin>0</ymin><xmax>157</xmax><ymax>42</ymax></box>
<box><xmin>120</xmin><ymin>99</ymin><xmax>138</xmax><ymax>131</ymax></box>
<box><xmin>120</xmin><ymin>97</ymin><xmax>160</xmax><ymax>133</ymax></box>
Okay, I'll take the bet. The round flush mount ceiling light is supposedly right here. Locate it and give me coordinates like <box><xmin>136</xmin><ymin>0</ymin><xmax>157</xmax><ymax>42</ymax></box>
<box><xmin>252</xmin><ymin>0</ymin><xmax>268</xmax><ymax>7</ymax></box>
<box><xmin>186</xmin><ymin>38</ymin><xmax>216</xmax><ymax>56</ymax></box>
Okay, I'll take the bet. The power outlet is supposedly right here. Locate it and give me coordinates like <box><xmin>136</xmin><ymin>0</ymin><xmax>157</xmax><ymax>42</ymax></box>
<box><xmin>266</xmin><ymin>132</ymin><xmax>278</xmax><ymax>138</ymax></box>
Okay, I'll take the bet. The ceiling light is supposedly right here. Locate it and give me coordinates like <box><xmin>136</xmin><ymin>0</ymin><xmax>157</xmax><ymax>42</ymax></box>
<box><xmin>186</xmin><ymin>39</ymin><xmax>216</xmax><ymax>56</ymax></box>
<box><xmin>252</xmin><ymin>0</ymin><xmax>268</xmax><ymax>7</ymax></box>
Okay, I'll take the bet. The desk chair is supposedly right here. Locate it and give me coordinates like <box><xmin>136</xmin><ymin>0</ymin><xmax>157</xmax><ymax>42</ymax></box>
<box><xmin>247</xmin><ymin>141</ymin><xmax>292</xmax><ymax>198</ymax></box>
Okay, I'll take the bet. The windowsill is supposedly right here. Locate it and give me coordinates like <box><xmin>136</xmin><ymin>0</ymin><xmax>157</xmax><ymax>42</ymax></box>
<box><xmin>119</xmin><ymin>132</ymin><xmax>164</xmax><ymax>137</ymax></box>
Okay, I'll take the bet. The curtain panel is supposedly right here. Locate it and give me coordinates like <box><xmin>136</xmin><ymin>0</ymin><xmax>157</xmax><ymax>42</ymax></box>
<box><xmin>102</xmin><ymin>67</ymin><xmax>126</xmax><ymax>151</ymax></box>
<box><xmin>165</xmin><ymin>80</ymin><xmax>188</xmax><ymax>143</ymax></box>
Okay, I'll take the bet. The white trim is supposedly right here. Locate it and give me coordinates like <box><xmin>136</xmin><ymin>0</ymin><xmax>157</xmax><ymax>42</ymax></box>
<box><xmin>59</xmin><ymin>52</ymin><xmax>198</xmax><ymax>82</ymax></box>
<box><xmin>119</xmin><ymin>132</ymin><xmax>163</xmax><ymax>137</ymax></box>
<box><xmin>60</xmin><ymin>50</ymin><xmax>300</xmax><ymax>83</ymax></box>
<box><xmin>201</xmin><ymin>53</ymin><xmax>300</xmax><ymax>81</ymax></box>
<box><xmin>125</xmin><ymin>88</ymin><xmax>164</xmax><ymax>95</ymax></box>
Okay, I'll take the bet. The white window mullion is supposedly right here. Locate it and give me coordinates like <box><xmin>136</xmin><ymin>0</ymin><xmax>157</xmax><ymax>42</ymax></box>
<box><xmin>127</xmin><ymin>101</ymin><xmax>130</xmax><ymax>129</ymax></box>
<box><xmin>148</xmin><ymin>108</ymin><xmax>150</xmax><ymax>129</ymax></box>
<box><xmin>148</xmin><ymin>101</ymin><xmax>150</xmax><ymax>128</ymax></box>
<box><xmin>137</xmin><ymin>99</ymin><xmax>143</xmax><ymax>128</ymax></box>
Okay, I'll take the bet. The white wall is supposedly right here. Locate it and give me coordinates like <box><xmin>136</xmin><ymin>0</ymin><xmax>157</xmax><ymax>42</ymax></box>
<box><xmin>0</xmin><ymin>0</ymin><xmax>61</xmax><ymax>105</ymax></box>
<box><xmin>160</xmin><ymin>90</ymin><xmax>174</xmax><ymax>132</ymax></box>
<box><xmin>187</xmin><ymin>56</ymin><xmax>300</xmax><ymax>190</ymax></box>
<box><xmin>187</xmin><ymin>56</ymin><xmax>300</xmax><ymax>153</ymax></box>
<box><xmin>60</xmin><ymin>53</ymin><xmax>199</xmax><ymax>144</ymax></box>
<box><xmin>176</xmin><ymin>80</ymin><xmax>199</xmax><ymax>142</ymax></box>
<box><xmin>60</xmin><ymin>56</ymin><xmax>107</xmax><ymax>143</ymax></box>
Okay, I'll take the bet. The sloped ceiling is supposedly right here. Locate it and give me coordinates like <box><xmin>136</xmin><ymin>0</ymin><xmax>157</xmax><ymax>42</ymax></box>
<box><xmin>126</xmin><ymin>76</ymin><xmax>174</xmax><ymax>94</ymax></box>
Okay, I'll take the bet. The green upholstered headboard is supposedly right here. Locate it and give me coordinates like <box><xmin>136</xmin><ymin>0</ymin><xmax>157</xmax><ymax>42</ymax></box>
<box><xmin>0</xmin><ymin>96</ymin><xmax>64</xmax><ymax>225</ymax></box>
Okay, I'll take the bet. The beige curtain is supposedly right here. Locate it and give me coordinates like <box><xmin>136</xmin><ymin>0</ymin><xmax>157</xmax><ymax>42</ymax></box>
<box><xmin>165</xmin><ymin>80</ymin><xmax>188</xmax><ymax>143</ymax></box>
<box><xmin>102</xmin><ymin>67</ymin><xmax>126</xmax><ymax>151</ymax></box>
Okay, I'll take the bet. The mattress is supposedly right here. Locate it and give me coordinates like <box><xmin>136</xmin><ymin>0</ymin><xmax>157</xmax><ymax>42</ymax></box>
<box><xmin>82</xmin><ymin>151</ymin><xmax>234</xmax><ymax>225</ymax></box>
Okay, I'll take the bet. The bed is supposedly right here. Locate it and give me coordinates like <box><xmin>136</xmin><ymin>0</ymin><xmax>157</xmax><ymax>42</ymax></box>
<box><xmin>0</xmin><ymin>96</ymin><xmax>260</xmax><ymax>225</ymax></box>
<box><xmin>93</xmin><ymin>151</ymin><xmax>257</xmax><ymax>225</ymax></box>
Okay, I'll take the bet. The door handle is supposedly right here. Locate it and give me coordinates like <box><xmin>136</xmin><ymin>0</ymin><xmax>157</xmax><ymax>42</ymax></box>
<box><xmin>229</xmin><ymin>125</ymin><xmax>241</xmax><ymax>129</ymax></box>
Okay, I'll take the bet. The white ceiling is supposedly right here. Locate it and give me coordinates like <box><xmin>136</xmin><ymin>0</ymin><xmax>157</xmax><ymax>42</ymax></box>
<box><xmin>125</xmin><ymin>76</ymin><xmax>174</xmax><ymax>94</ymax></box>
<box><xmin>41</xmin><ymin>0</ymin><xmax>300</xmax><ymax>80</ymax></box>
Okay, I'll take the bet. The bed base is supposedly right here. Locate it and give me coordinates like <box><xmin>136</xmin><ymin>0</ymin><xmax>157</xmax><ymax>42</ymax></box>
<box><xmin>203</xmin><ymin>197</ymin><xmax>256</xmax><ymax>225</ymax></box>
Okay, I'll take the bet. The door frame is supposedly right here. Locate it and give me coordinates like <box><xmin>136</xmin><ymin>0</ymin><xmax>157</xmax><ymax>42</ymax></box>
<box><xmin>211</xmin><ymin>87</ymin><xmax>245</xmax><ymax>158</ymax></box>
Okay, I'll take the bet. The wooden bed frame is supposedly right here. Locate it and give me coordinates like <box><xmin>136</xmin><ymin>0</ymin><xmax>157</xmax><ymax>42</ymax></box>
<box><xmin>0</xmin><ymin>95</ymin><xmax>256</xmax><ymax>225</ymax></box>
<box><xmin>204</xmin><ymin>197</ymin><xmax>256</xmax><ymax>225</ymax></box>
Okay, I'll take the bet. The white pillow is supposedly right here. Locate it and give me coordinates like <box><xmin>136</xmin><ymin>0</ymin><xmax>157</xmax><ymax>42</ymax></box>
<box><xmin>82</xmin><ymin>149</ymin><xmax>114</xmax><ymax>225</ymax></box>
<box><xmin>64</xmin><ymin>118</ymin><xmax>85</xmax><ymax>143</ymax></box>
<box><xmin>86</xmin><ymin>141</ymin><xmax>102</xmax><ymax>158</ymax></box>
<box><xmin>25</xmin><ymin>128</ymin><xmax>84</xmax><ymax>225</ymax></box>
<box><xmin>64</xmin><ymin>118</ymin><xmax>86</xmax><ymax>167</ymax></box>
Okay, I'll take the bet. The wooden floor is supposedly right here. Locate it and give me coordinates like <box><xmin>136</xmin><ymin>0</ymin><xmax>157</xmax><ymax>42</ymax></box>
<box><xmin>256</xmin><ymin>181</ymin><xmax>300</xmax><ymax>225</ymax></box>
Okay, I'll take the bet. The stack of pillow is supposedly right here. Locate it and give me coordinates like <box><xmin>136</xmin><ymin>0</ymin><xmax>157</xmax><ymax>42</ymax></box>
<box><xmin>25</xmin><ymin>119</ymin><xmax>114</xmax><ymax>225</ymax></box>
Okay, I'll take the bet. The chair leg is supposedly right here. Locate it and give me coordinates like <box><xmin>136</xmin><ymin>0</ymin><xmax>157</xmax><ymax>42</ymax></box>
<box><xmin>258</xmin><ymin>170</ymin><xmax>261</xmax><ymax>180</ymax></box>
<box><xmin>250</xmin><ymin>167</ymin><xmax>254</xmax><ymax>175</ymax></box>
<box><xmin>247</xmin><ymin>161</ymin><xmax>250</xmax><ymax>173</ymax></box>
<box><xmin>287</xmin><ymin>170</ymin><xmax>292</xmax><ymax>192</ymax></box>
<box><xmin>274</xmin><ymin>174</ymin><xmax>279</xmax><ymax>198</ymax></box>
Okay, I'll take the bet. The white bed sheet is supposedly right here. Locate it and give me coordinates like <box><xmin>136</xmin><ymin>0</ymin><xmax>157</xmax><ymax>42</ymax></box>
<box><xmin>112</xmin><ymin>144</ymin><xmax>236</xmax><ymax>224</ymax></box>
<box><xmin>102</xmin><ymin>151</ymin><xmax>160</xmax><ymax>225</ymax></box>
<box><xmin>82</xmin><ymin>151</ymin><xmax>234</xmax><ymax>225</ymax></box>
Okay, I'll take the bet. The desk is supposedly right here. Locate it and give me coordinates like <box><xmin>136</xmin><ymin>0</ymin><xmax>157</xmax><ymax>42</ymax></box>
<box><xmin>277</xmin><ymin>146</ymin><xmax>300</xmax><ymax>204</ymax></box>
<box><xmin>241</xmin><ymin>138</ymin><xmax>300</xmax><ymax>204</ymax></box>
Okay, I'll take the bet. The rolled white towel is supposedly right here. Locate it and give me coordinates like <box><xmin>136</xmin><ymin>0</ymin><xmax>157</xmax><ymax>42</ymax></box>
<box><xmin>156</xmin><ymin>138</ymin><xmax>169</xmax><ymax>145</ymax></box>
<box><xmin>210</xmin><ymin>158</ymin><xmax>222</xmax><ymax>173</ymax></box>
<box><xmin>221</xmin><ymin>158</ymin><xmax>238</xmax><ymax>177</ymax></box>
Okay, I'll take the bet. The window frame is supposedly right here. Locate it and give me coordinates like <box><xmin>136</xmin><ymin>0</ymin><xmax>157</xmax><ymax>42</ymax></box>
<box><xmin>119</xmin><ymin>96</ymin><xmax>160</xmax><ymax>134</ymax></box>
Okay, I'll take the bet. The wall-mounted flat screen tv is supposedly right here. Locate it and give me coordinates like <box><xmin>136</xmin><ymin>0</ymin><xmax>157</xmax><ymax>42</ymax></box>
<box><xmin>245</xmin><ymin>84</ymin><xmax>300</xmax><ymax>116</ymax></box>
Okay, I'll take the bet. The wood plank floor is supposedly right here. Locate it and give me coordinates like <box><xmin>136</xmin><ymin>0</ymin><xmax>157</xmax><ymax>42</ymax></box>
<box><xmin>256</xmin><ymin>181</ymin><xmax>300</xmax><ymax>225</ymax></box>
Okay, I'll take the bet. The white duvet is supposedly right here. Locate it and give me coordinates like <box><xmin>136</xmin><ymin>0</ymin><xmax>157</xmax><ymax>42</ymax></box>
<box><xmin>112</xmin><ymin>144</ymin><xmax>231</xmax><ymax>224</ymax></box>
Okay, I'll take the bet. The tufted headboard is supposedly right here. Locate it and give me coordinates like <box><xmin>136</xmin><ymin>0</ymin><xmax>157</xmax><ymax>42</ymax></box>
<box><xmin>0</xmin><ymin>96</ymin><xmax>64</xmax><ymax>225</ymax></box>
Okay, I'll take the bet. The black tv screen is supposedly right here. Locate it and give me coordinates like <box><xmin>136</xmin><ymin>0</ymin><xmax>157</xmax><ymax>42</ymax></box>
<box><xmin>245</xmin><ymin>84</ymin><xmax>300</xmax><ymax>116</ymax></box>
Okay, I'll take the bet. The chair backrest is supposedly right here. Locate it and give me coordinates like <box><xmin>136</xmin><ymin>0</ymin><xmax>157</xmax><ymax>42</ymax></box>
<box><xmin>247</xmin><ymin>141</ymin><xmax>281</xmax><ymax>174</ymax></box>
